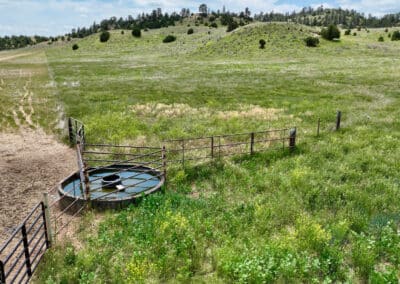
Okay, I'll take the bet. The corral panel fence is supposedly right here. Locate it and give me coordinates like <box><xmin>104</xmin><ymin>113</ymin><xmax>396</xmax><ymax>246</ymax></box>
<box><xmin>81</xmin><ymin>144</ymin><xmax>166</xmax><ymax>202</ymax></box>
<box><xmin>0</xmin><ymin>202</ymin><xmax>50</xmax><ymax>284</ymax></box>
<box><xmin>82</xmin><ymin>144</ymin><xmax>164</xmax><ymax>170</ymax></box>
<box><xmin>68</xmin><ymin>117</ymin><xmax>85</xmax><ymax>146</ymax></box>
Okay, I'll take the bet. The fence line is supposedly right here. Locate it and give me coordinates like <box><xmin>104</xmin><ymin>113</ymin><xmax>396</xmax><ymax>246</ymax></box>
<box><xmin>163</xmin><ymin>128</ymin><xmax>296</xmax><ymax>168</ymax></box>
<box><xmin>2</xmin><ymin>111</ymin><xmax>347</xmax><ymax>283</ymax></box>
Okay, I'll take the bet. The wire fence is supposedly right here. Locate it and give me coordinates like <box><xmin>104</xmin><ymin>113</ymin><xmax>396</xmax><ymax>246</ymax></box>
<box><xmin>163</xmin><ymin>128</ymin><xmax>296</xmax><ymax>168</ymax></box>
<box><xmin>0</xmin><ymin>111</ymin><xmax>343</xmax><ymax>283</ymax></box>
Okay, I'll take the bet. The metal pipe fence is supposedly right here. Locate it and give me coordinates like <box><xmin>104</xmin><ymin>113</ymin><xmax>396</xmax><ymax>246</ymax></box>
<box><xmin>68</xmin><ymin>117</ymin><xmax>85</xmax><ymax>146</ymax></box>
<box><xmin>0</xmin><ymin>202</ymin><xmax>50</xmax><ymax>284</ymax></box>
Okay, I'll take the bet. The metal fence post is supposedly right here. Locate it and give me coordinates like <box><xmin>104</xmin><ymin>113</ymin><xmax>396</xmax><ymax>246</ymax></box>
<box><xmin>289</xmin><ymin>128</ymin><xmax>297</xmax><ymax>150</ymax></box>
<box><xmin>250</xmin><ymin>132</ymin><xmax>255</xmax><ymax>154</ymax></box>
<box><xmin>336</xmin><ymin>111</ymin><xmax>341</xmax><ymax>131</ymax></box>
<box><xmin>181</xmin><ymin>140</ymin><xmax>185</xmax><ymax>168</ymax></box>
<box><xmin>75</xmin><ymin>120</ymin><xmax>78</xmax><ymax>139</ymax></box>
<box><xmin>68</xmin><ymin>118</ymin><xmax>73</xmax><ymax>145</ymax></box>
<box><xmin>162</xmin><ymin>146</ymin><xmax>167</xmax><ymax>182</ymax></box>
<box><xmin>218</xmin><ymin>136</ymin><xmax>221</xmax><ymax>158</ymax></box>
<box><xmin>81</xmin><ymin>124</ymin><xmax>85</xmax><ymax>149</ymax></box>
<box><xmin>211</xmin><ymin>137</ymin><xmax>214</xmax><ymax>159</ymax></box>
<box><xmin>42</xmin><ymin>194</ymin><xmax>53</xmax><ymax>247</ymax></box>
<box><xmin>84</xmin><ymin>162</ymin><xmax>91</xmax><ymax>202</ymax></box>
<box><xmin>0</xmin><ymin>260</ymin><xmax>5</xmax><ymax>284</ymax></box>
<box><xmin>282</xmin><ymin>129</ymin><xmax>285</xmax><ymax>150</ymax></box>
<box><xmin>21</xmin><ymin>224</ymin><xmax>32</xmax><ymax>278</ymax></box>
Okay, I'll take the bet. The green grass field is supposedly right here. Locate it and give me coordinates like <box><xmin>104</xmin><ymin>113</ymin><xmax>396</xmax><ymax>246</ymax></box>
<box><xmin>2</xmin><ymin>22</ymin><xmax>400</xmax><ymax>282</ymax></box>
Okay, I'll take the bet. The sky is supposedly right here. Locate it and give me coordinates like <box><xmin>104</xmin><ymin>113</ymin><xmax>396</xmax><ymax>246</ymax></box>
<box><xmin>0</xmin><ymin>0</ymin><xmax>399</xmax><ymax>36</ymax></box>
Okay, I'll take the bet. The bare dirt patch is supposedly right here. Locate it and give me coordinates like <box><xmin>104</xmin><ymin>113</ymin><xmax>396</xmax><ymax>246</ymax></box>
<box><xmin>0</xmin><ymin>52</ymin><xmax>33</xmax><ymax>63</ymax></box>
<box><xmin>131</xmin><ymin>103</ymin><xmax>285</xmax><ymax>120</ymax></box>
<box><xmin>0</xmin><ymin>129</ymin><xmax>76</xmax><ymax>243</ymax></box>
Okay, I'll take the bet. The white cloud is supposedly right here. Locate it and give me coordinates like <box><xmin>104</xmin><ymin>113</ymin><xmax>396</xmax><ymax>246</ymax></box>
<box><xmin>337</xmin><ymin>0</ymin><xmax>400</xmax><ymax>15</ymax></box>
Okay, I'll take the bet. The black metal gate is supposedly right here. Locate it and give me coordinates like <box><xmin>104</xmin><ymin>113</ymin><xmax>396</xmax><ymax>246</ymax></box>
<box><xmin>0</xmin><ymin>202</ymin><xmax>50</xmax><ymax>284</ymax></box>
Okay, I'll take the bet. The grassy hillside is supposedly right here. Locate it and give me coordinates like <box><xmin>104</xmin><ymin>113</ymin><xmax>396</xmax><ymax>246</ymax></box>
<box><xmin>16</xmin><ymin>22</ymin><xmax>400</xmax><ymax>282</ymax></box>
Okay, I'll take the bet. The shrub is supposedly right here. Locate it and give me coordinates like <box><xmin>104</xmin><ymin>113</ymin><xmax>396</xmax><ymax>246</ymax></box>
<box><xmin>304</xmin><ymin>36</ymin><xmax>319</xmax><ymax>47</ymax></box>
<box><xmin>385</xmin><ymin>28</ymin><xmax>389</xmax><ymax>33</ymax></box>
<box><xmin>163</xmin><ymin>35</ymin><xmax>176</xmax><ymax>43</ymax></box>
<box><xmin>321</xmin><ymin>25</ymin><xmax>340</xmax><ymax>40</ymax></box>
<box><xmin>72</xmin><ymin>44</ymin><xmax>79</xmax><ymax>50</ymax></box>
<box><xmin>227</xmin><ymin>21</ymin><xmax>239</xmax><ymax>32</ymax></box>
<box><xmin>132</xmin><ymin>28</ymin><xmax>141</xmax><ymax>38</ymax></box>
<box><xmin>259</xmin><ymin>39</ymin><xmax>266</xmax><ymax>49</ymax></box>
<box><xmin>209</xmin><ymin>15</ymin><xmax>216</xmax><ymax>22</ymax></box>
<box><xmin>187</xmin><ymin>28</ymin><xmax>194</xmax><ymax>35</ymax></box>
<box><xmin>388</xmin><ymin>33</ymin><xmax>391</xmax><ymax>38</ymax></box>
<box><xmin>210</xmin><ymin>22</ymin><xmax>218</xmax><ymax>28</ymax></box>
<box><xmin>121</xmin><ymin>30</ymin><xmax>124</xmax><ymax>35</ymax></box>
<box><xmin>391</xmin><ymin>30</ymin><xmax>400</xmax><ymax>41</ymax></box>
<box><xmin>378</xmin><ymin>36</ymin><xmax>384</xmax><ymax>42</ymax></box>
<box><xmin>357</xmin><ymin>26</ymin><xmax>362</xmax><ymax>31</ymax></box>
<box><xmin>344</xmin><ymin>29</ymin><xmax>351</xmax><ymax>36</ymax></box>
<box><xmin>353</xmin><ymin>32</ymin><xmax>357</xmax><ymax>36</ymax></box>
<box><xmin>99</xmin><ymin>31</ymin><xmax>110</xmax><ymax>42</ymax></box>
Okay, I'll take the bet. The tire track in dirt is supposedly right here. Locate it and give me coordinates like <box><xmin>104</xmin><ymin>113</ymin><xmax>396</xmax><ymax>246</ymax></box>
<box><xmin>0</xmin><ymin>52</ymin><xmax>33</xmax><ymax>62</ymax></box>
<box><xmin>12</xmin><ymin>74</ymin><xmax>36</xmax><ymax>128</ymax></box>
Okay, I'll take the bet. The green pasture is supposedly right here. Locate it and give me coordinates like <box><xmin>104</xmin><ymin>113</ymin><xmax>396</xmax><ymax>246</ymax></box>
<box><xmin>1</xmin><ymin>22</ymin><xmax>399</xmax><ymax>282</ymax></box>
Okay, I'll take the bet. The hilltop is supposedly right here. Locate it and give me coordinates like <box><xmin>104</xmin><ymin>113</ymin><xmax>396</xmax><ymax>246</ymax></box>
<box><xmin>1</xmin><ymin>4</ymin><xmax>400</xmax><ymax>51</ymax></box>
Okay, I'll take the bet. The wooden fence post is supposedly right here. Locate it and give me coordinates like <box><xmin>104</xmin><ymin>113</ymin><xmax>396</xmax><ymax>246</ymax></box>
<box><xmin>211</xmin><ymin>137</ymin><xmax>214</xmax><ymax>159</ymax></box>
<box><xmin>336</xmin><ymin>111</ymin><xmax>341</xmax><ymax>131</ymax></box>
<box><xmin>42</xmin><ymin>193</ymin><xmax>53</xmax><ymax>247</ymax></box>
<box><xmin>250</xmin><ymin>132</ymin><xmax>255</xmax><ymax>155</ymax></box>
<box><xmin>21</xmin><ymin>224</ymin><xmax>32</xmax><ymax>278</ymax></box>
<box><xmin>0</xmin><ymin>260</ymin><xmax>5</xmax><ymax>284</ymax></box>
<box><xmin>317</xmin><ymin>118</ymin><xmax>321</xmax><ymax>137</ymax></box>
<box><xmin>289</xmin><ymin>128</ymin><xmax>297</xmax><ymax>150</ymax></box>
